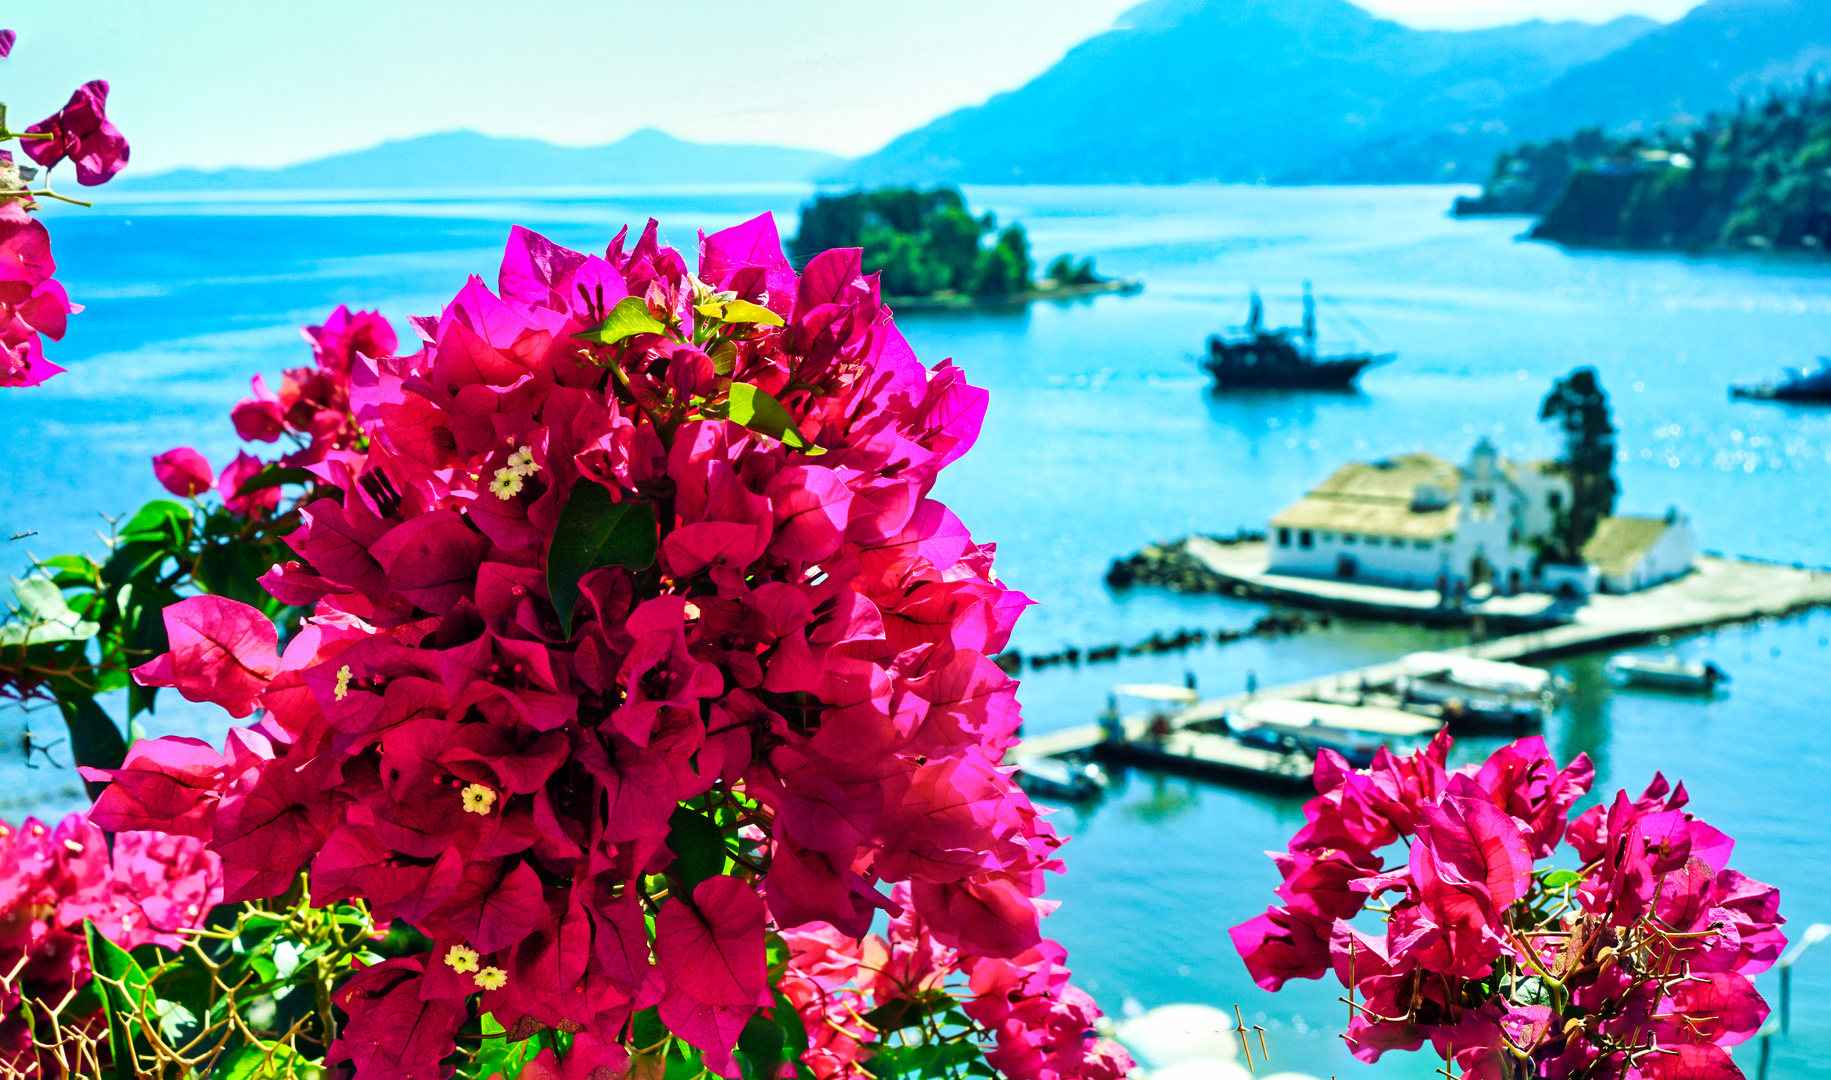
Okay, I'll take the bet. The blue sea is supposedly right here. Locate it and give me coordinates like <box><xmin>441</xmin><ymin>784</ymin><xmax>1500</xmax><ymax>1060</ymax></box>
<box><xmin>6</xmin><ymin>184</ymin><xmax>1831</xmax><ymax>1078</ymax></box>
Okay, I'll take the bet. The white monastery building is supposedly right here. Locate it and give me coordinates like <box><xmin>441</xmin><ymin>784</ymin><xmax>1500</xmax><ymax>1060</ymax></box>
<box><xmin>1265</xmin><ymin>440</ymin><xmax>1694</xmax><ymax>597</ymax></box>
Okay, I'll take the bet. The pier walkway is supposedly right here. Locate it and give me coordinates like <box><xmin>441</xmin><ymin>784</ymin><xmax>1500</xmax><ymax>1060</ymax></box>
<box><xmin>1011</xmin><ymin>548</ymin><xmax>1831</xmax><ymax>763</ymax></box>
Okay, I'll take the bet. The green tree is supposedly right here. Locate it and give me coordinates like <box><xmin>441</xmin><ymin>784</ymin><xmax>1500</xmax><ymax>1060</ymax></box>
<box><xmin>791</xmin><ymin>187</ymin><xmax>1081</xmax><ymax>299</ymax></box>
<box><xmin>1539</xmin><ymin>367</ymin><xmax>1618</xmax><ymax>564</ymax></box>
<box><xmin>972</xmin><ymin>225</ymin><xmax>1031</xmax><ymax>296</ymax></box>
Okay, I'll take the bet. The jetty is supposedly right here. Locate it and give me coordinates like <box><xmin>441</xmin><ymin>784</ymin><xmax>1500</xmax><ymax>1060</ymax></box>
<box><xmin>1100</xmin><ymin>728</ymin><xmax>1315</xmax><ymax>791</ymax></box>
<box><xmin>1013</xmin><ymin>544</ymin><xmax>1831</xmax><ymax>770</ymax></box>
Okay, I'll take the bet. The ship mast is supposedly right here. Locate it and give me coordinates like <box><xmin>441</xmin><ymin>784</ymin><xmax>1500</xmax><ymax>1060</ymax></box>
<box><xmin>1302</xmin><ymin>280</ymin><xmax>1316</xmax><ymax>346</ymax></box>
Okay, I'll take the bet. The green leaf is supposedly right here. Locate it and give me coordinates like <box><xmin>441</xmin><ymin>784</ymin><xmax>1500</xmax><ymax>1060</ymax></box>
<box><xmin>219</xmin><ymin>1041</ymin><xmax>311</xmax><ymax>1080</ymax></box>
<box><xmin>697</xmin><ymin>299</ymin><xmax>785</xmax><ymax>328</ymax></box>
<box><xmin>773</xmin><ymin>989</ymin><xmax>815</xmax><ymax>1080</ymax></box>
<box><xmin>235</xmin><ymin>465</ymin><xmax>316</xmax><ymax>498</ymax></box>
<box><xmin>102</xmin><ymin>540</ymin><xmax>170</xmax><ymax>588</ymax></box>
<box><xmin>467</xmin><ymin>1012</ymin><xmax>544</xmax><ymax>1080</ymax></box>
<box><xmin>666</xmin><ymin>806</ymin><xmax>727</xmax><ymax>894</ymax></box>
<box><xmin>631</xmin><ymin>1006</ymin><xmax>668</xmax><ymax>1048</ymax></box>
<box><xmin>547</xmin><ymin>484</ymin><xmax>657</xmax><ymax>636</ymax></box>
<box><xmin>85</xmin><ymin>920</ymin><xmax>150</xmax><ymax>1080</ymax></box>
<box><xmin>60</xmin><ymin>694</ymin><xmax>128</xmax><ymax>774</ymax></box>
<box><xmin>574</xmin><ymin>295</ymin><xmax>667</xmax><ymax>346</ymax></box>
<box><xmin>736</xmin><ymin>1008</ymin><xmax>789</xmax><ymax>1080</ymax></box>
<box><xmin>15</xmin><ymin>576</ymin><xmax>69</xmax><ymax>621</ymax></box>
<box><xmin>726</xmin><ymin>383</ymin><xmax>824</xmax><ymax>455</ymax></box>
<box><xmin>1540</xmin><ymin>869</ymin><xmax>1582</xmax><ymax>889</ymax></box>
<box><xmin>119</xmin><ymin>500</ymin><xmax>192</xmax><ymax>546</ymax></box>
<box><xmin>39</xmin><ymin>554</ymin><xmax>101</xmax><ymax>589</ymax></box>
<box><xmin>664</xmin><ymin>1038</ymin><xmax>707</xmax><ymax>1080</ymax></box>
<box><xmin>195</xmin><ymin>539</ymin><xmax>290</xmax><ymax>611</ymax></box>
<box><xmin>0</xmin><ymin>578</ymin><xmax>99</xmax><ymax>646</ymax></box>
<box><xmin>152</xmin><ymin>997</ymin><xmax>197</xmax><ymax>1044</ymax></box>
<box><xmin>860</xmin><ymin>991</ymin><xmax>949</xmax><ymax>1034</ymax></box>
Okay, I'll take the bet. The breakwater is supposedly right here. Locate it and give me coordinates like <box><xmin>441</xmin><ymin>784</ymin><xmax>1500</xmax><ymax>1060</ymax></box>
<box><xmin>994</xmin><ymin>611</ymin><xmax>1317</xmax><ymax>675</ymax></box>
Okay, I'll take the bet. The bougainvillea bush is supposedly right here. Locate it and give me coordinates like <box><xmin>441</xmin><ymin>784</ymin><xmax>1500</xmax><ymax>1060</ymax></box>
<box><xmin>45</xmin><ymin>215</ymin><xmax>1132</xmax><ymax>1080</ymax></box>
<box><xmin>0</xmin><ymin>26</ymin><xmax>129</xmax><ymax>388</ymax></box>
<box><xmin>1232</xmin><ymin>733</ymin><xmax>1784</xmax><ymax>1080</ymax></box>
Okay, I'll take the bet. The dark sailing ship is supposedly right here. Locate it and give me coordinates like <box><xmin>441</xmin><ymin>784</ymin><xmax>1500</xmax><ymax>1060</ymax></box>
<box><xmin>1201</xmin><ymin>283</ymin><xmax>1393</xmax><ymax>390</ymax></box>
<box><xmin>1730</xmin><ymin>360</ymin><xmax>1831</xmax><ymax>403</ymax></box>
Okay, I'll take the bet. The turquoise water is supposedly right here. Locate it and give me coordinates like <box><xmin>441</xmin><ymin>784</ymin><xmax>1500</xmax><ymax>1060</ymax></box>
<box><xmin>5</xmin><ymin>184</ymin><xmax>1830</xmax><ymax>1077</ymax></box>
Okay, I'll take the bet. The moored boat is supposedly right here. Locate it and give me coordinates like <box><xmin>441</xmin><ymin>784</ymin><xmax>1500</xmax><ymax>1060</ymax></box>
<box><xmin>1393</xmin><ymin>652</ymin><xmax>1558</xmax><ymax>727</ymax></box>
<box><xmin>1093</xmin><ymin>684</ymin><xmax>1315</xmax><ymax>791</ymax></box>
<box><xmin>1013</xmin><ymin>756</ymin><xmax>1111</xmax><ymax>800</ymax></box>
<box><xmin>1605</xmin><ymin>654</ymin><xmax>1729</xmax><ymax>692</ymax></box>
<box><xmin>1731</xmin><ymin>360</ymin><xmax>1831</xmax><ymax>403</ymax></box>
<box><xmin>1201</xmin><ymin>283</ymin><xmax>1393</xmax><ymax>390</ymax></box>
<box><xmin>1398</xmin><ymin>652</ymin><xmax>1559</xmax><ymax>698</ymax></box>
<box><xmin>1224</xmin><ymin>698</ymin><xmax>1443</xmax><ymax>767</ymax></box>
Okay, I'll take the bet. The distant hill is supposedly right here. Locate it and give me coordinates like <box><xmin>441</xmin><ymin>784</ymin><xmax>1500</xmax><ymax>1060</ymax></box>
<box><xmin>1451</xmin><ymin>76</ymin><xmax>1831</xmax><ymax>254</ymax></box>
<box><xmin>1509</xmin><ymin>0</ymin><xmax>1831</xmax><ymax>138</ymax></box>
<box><xmin>116</xmin><ymin>129</ymin><xmax>844</xmax><ymax>192</ymax></box>
<box><xmin>1321</xmin><ymin>0</ymin><xmax>1831</xmax><ymax>182</ymax></box>
<box><xmin>829</xmin><ymin>0</ymin><xmax>1657</xmax><ymax>186</ymax></box>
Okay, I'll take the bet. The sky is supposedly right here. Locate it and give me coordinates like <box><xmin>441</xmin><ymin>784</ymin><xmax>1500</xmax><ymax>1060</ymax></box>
<box><xmin>5</xmin><ymin>0</ymin><xmax>1707</xmax><ymax>175</ymax></box>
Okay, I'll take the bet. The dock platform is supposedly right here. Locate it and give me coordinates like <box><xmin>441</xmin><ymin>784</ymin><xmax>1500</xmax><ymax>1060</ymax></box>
<box><xmin>1096</xmin><ymin>730</ymin><xmax>1314</xmax><ymax>791</ymax></box>
<box><xmin>1011</xmin><ymin>548</ymin><xmax>1831</xmax><ymax>766</ymax></box>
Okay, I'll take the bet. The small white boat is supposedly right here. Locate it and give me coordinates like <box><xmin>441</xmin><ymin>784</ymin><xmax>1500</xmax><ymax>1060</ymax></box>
<box><xmin>1234</xmin><ymin>698</ymin><xmax>1443</xmax><ymax>739</ymax></box>
<box><xmin>1605</xmin><ymin>655</ymin><xmax>1728</xmax><ymax>692</ymax></box>
<box><xmin>1399</xmin><ymin>652</ymin><xmax>1559</xmax><ymax>698</ymax></box>
<box><xmin>1013</xmin><ymin>756</ymin><xmax>1110</xmax><ymax>800</ymax></box>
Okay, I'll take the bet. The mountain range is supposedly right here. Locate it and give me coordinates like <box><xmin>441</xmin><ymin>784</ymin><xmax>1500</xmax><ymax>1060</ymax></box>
<box><xmin>836</xmin><ymin>0</ymin><xmax>1831</xmax><ymax>186</ymax></box>
<box><xmin>113</xmin><ymin>128</ymin><xmax>844</xmax><ymax>192</ymax></box>
<box><xmin>116</xmin><ymin>0</ymin><xmax>1831</xmax><ymax>192</ymax></box>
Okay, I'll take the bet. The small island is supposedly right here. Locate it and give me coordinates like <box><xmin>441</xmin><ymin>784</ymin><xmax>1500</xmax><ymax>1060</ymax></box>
<box><xmin>1454</xmin><ymin>79</ymin><xmax>1831</xmax><ymax>253</ymax></box>
<box><xmin>789</xmin><ymin>186</ymin><xmax>1140</xmax><ymax>309</ymax></box>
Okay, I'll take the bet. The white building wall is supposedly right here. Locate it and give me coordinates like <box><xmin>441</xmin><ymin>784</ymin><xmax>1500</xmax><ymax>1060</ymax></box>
<box><xmin>1543</xmin><ymin>563</ymin><xmax>1597</xmax><ymax>597</ymax></box>
<box><xmin>1511</xmin><ymin>467</ymin><xmax>1571</xmax><ymax>544</ymax></box>
<box><xmin>1605</xmin><ymin>515</ymin><xmax>1695</xmax><ymax>592</ymax></box>
<box><xmin>1268</xmin><ymin>526</ymin><xmax>1452</xmax><ymax>589</ymax></box>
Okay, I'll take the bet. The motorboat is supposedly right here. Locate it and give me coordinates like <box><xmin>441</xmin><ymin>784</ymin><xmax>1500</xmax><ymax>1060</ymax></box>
<box><xmin>1397</xmin><ymin>652</ymin><xmax>1558</xmax><ymax>697</ymax></box>
<box><xmin>1605</xmin><ymin>654</ymin><xmax>1729</xmax><ymax>692</ymax></box>
<box><xmin>1013</xmin><ymin>756</ymin><xmax>1111</xmax><ymax>801</ymax></box>
<box><xmin>1234</xmin><ymin>698</ymin><xmax>1443</xmax><ymax>739</ymax></box>
<box><xmin>1225</xmin><ymin>698</ymin><xmax>1443</xmax><ymax>767</ymax></box>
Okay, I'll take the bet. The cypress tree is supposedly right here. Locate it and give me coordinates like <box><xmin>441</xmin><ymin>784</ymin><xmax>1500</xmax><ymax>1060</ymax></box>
<box><xmin>1539</xmin><ymin>367</ymin><xmax>1618</xmax><ymax>564</ymax></box>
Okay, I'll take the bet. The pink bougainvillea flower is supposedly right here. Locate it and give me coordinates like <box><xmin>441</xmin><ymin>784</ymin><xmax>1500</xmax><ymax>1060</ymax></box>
<box><xmin>24</xmin><ymin>80</ymin><xmax>129</xmax><ymax>186</ymax></box>
<box><xmin>1234</xmin><ymin>733</ymin><xmax>1782</xmax><ymax>1077</ymax></box>
<box><xmin>131</xmin><ymin>595</ymin><xmax>279</xmax><ymax>717</ymax></box>
<box><xmin>0</xmin><ymin>30</ymin><xmax>15</xmax><ymax>58</ymax></box>
<box><xmin>80</xmin><ymin>736</ymin><xmax>228</xmax><ymax>837</ymax></box>
<box><xmin>95</xmin><ymin>219</ymin><xmax>1122</xmax><ymax>1080</ymax></box>
<box><xmin>0</xmin><ymin>810</ymin><xmax>219</xmax><ymax>1077</ymax></box>
<box><xmin>151</xmin><ymin>447</ymin><xmax>214</xmax><ymax>497</ymax></box>
<box><xmin>231</xmin><ymin>373</ymin><xmax>287</xmax><ymax>442</ymax></box>
<box><xmin>218</xmin><ymin>450</ymin><xmax>279</xmax><ymax>516</ymax></box>
<box><xmin>303</xmin><ymin>305</ymin><xmax>395</xmax><ymax>375</ymax></box>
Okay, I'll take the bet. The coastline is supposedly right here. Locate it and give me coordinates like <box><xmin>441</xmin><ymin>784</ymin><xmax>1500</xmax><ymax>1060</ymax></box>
<box><xmin>886</xmin><ymin>277</ymin><xmax>1142</xmax><ymax>312</ymax></box>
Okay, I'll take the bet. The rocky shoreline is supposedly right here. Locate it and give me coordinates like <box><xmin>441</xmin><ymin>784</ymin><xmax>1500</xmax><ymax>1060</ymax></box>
<box><xmin>1105</xmin><ymin>532</ymin><xmax>1266</xmax><ymax>594</ymax></box>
